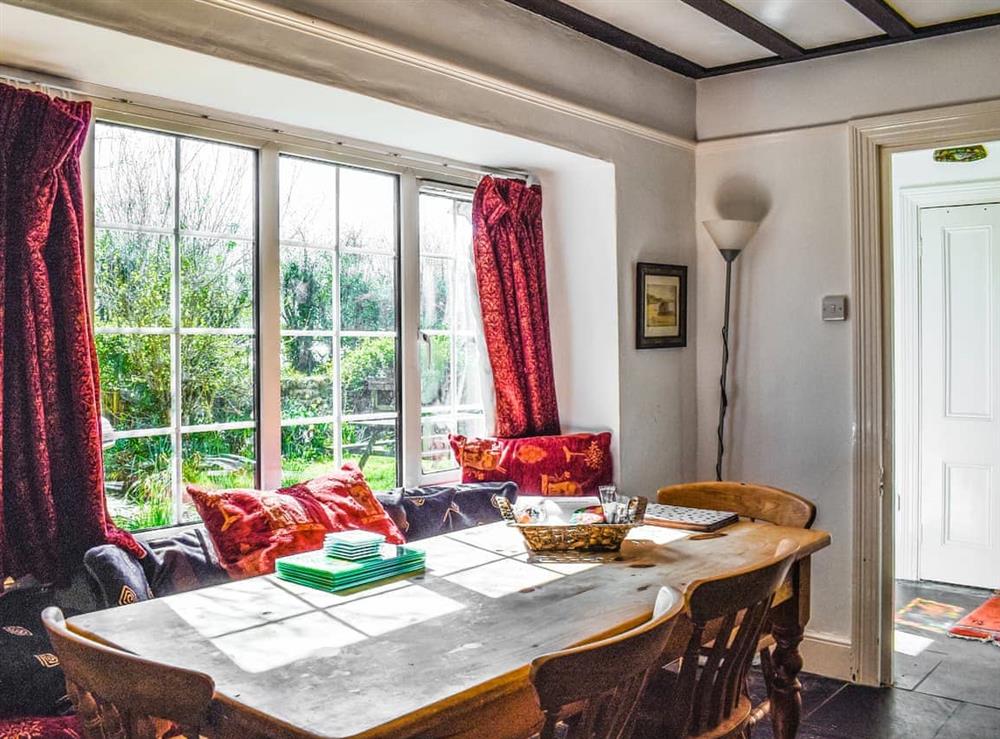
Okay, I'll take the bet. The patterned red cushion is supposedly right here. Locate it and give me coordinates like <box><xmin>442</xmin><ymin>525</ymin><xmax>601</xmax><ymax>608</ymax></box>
<box><xmin>0</xmin><ymin>715</ymin><xmax>82</xmax><ymax>739</ymax></box>
<box><xmin>187</xmin><ymin>463</ymin><xmax>404</xmax><ymax>578</ymax></box>
<box><xmin>449</xmin><ymin>432</ymin><xmax>613</xmax><ymax>496</ymax></box>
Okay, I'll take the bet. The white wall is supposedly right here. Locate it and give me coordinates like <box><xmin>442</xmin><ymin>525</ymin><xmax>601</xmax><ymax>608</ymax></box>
<box><xmin>695</xmin><ymin>31</ymin><xmax>1000</xmax><ymax>670</ymax></box>
<box><xmin>697</xmin><ymin>26</ymin><xmax>1000</xmax><ymax>139</ymax></box>
<box><xmin>268</xmin><ymin>0</ymin><xmax>696</xmax><ymax>140</ymax></box>
<box><xmin>2</xmin><ymin>0</ymin><xmax>699</xmax><ymax>496</ymax></box>
<box><xmin>696</xmin><ymin>126</ymin><xmax>854</xmax><ymax>646</ymax></box>
<box><xmin>543</xmin><ymin>161</ymin><xmax>621</xmax><ymax>465</ymax></box>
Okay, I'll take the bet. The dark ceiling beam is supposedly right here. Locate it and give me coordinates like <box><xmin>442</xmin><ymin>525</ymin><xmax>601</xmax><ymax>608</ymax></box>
<box><xmin>843</xmin><ymin>0</ymin><xmax>914</xmax><ymax>38</ymax></box>
<box><xmin>504</xmin><ymin>0</ymin><xmax>705</xmax><ymax>78</ymax></box>
<box><xmin>505</xmin><ymin>0</ymin><xmax>1000</xmax><ymax>79</ymax></box>
<box><xmin>702</xmin><ymin>12</ymin><xmax>1000</xmax><ymax>77</ymax></box>
<box><xmin>680</xmin><ymin>0</ymin><xmax>804</xmax><ymax>58</ymax></box>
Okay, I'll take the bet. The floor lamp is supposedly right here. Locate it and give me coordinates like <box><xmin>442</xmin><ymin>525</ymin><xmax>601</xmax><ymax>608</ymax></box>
<box><xmin>703</xmin><ymin>219</ymin><xmax>759</xmax><ymax>482</ymax></box>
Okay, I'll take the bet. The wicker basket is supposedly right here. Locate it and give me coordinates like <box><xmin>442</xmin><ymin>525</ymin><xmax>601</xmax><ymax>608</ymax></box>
<box><xmin>512</xmin><ymin>522</ymin><xmax>640</xmax><ymax>552</ymax></box>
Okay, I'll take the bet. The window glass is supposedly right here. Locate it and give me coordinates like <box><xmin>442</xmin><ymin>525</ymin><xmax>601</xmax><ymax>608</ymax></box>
<box><xmin>418</xmin><ymin>191</ymin><xmax>485</xmax><ymax>474</ymax></box>
<box><xmin>94</xmin><ymin>123</ymin><xmax>256</xmax><ymax>531</ymax></box>
<box><xmin>279</xmin><ymin>156</ymin><xmax>400</xmax><ymax>488</ymax></box>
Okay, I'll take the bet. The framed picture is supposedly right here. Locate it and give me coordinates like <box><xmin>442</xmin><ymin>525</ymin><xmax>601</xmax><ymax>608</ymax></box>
<box><xmin>636</xmin><ymin>262</ymin><xmax>687</xmax><ymax>349</ymax></box>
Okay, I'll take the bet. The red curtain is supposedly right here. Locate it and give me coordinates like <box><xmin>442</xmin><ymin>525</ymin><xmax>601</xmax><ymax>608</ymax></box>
<box><xmin>0</xmin><ymin>83</ymin><xmax>142</xmax><ymax>584</ymax></box>
<box><xmin>472</xmin><ymin>176</ymin><xmax>560</xmax><ymax>438</ymax></box>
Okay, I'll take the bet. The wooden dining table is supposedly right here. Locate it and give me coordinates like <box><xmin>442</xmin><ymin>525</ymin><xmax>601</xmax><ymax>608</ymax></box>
<box><xmin>68</xmin><ymin>519</ymin><xmax>829</xmax><ymax>739</ymax></box>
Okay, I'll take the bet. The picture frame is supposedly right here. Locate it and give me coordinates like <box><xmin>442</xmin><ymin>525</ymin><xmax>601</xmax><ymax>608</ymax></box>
<box><xmin>636</xmin><ymin>262</ymin><xmax>687</xmax><ymax>349</ymax></box>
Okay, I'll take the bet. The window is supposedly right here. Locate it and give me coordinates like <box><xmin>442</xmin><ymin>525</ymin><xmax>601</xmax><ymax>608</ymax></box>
<box><xmin>94</xmin><ymin>123</ymin><xmax>257</xmax><ymax>530</ymax></box>
<box><xmin>418</xmin><ymin>189</ymin><xmax>486</xmax><ymax>473</ymax></box>
<box><xmin>92</xmin><ymin>116</ymin><xmax>489</xmax><ymax>532</ymax></box>
<box><xmin>278</xmin><ymin>156</ymin><xmax>400</xmax><ymax>491</ymax></box>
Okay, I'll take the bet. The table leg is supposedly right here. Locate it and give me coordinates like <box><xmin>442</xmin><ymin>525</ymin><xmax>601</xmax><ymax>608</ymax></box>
<box><xmin>769</xmin><ymin>619</ymin><xmax>805</xmax><ymax>739</ymax></box>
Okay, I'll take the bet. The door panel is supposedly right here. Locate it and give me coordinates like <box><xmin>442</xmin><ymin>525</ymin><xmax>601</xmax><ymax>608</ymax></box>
<box><xmin>943</xmin><ymin>463</ymin><xmax>991</xmax><ymax>548</ymax></box>
<box><xmin>944</xmin><ymin>227</ymin><xmax>992</xmax><ymax>418</ymax></box>
<box><xmin>919</xmin><ymin>203</ymin><xmax>1000</xmax><ymax>589</ymax></box>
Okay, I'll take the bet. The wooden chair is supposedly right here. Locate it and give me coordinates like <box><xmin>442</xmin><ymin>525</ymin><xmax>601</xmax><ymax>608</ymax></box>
<box><xmin>529</xmin><ymin>587</ymin><xmax>685</xmax><ymax>739</ymax></box>
<box><xmin>657</xmin><ymin>481</ymin><xmax>815</xmax><ymax>730</ymax></box>
<box><xmin>656</xmin><ymin>481</ymin><xmax>816</xmax><ymax>529</ymax></box>
<box><xmin>42</xmin><ymin>607</ymin><xmax>215</xmax><ymax>739</ymax></box>
<box><xmin>634</xmin><ymin>541</ymin><xmax>799</xmax><ymax>739</ymax></box>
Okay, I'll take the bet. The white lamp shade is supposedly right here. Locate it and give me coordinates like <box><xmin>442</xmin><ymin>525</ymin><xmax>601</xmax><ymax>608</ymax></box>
<box><xmin>702</xmin><ymin>219</ymin><xmax>759</xmax><ymax>253</ymax></box>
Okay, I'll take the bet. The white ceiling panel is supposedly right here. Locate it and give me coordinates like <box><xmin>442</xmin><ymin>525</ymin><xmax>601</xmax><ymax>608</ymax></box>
<box><xmin>562</xmin><ymin>0</ymin><xmax>775</xmax><ymax>67</ymax></box>
<box><xmin>728</xmin><ymin>0</ymin><xmax>884</xmax><ymax>48</ymax></box>
<box><xmin>891</xmin><ymin>0</ymin><xmax>1000</xmax><ymax>27</ymax></box>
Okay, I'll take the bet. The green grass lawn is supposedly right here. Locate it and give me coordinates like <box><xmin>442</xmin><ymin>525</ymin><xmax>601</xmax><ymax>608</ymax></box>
<box><xmin>281</xmin><ymin>453</ymin><xmax>397</xmax><ymax>491</ymax></box>
<box><xmin>111</xmin><ymin>453</ymin><xmax>399</xmax><ymax>532</ymax></box>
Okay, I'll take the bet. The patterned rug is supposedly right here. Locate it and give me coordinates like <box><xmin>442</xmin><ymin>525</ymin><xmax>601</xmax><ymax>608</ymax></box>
<box><xmin>948</xmin><ymin>592</ymin><xmax>1000</xmax><ymax>645</ymax></box>
<box><xmin>895</xmin><ymin>597</ymin><xmax>965</xmax><ymax>634</ymax></box>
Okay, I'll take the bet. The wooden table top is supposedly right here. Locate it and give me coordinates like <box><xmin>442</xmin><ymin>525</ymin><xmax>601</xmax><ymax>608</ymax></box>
<box><xmin>69</xmin><ymin>521</ymin><xmax>830</xmax><ymax>739</ymax></box>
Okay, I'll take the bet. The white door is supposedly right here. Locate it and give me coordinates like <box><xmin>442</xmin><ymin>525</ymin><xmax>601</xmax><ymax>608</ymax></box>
<box><xmin>918</xmin><ymin>203</ymin><xmax>1000</xmax><ymax>588</ymax></box>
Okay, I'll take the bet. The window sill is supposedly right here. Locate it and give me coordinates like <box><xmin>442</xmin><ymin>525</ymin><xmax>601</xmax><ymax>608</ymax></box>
<box><xmin>130</xmin><ymin>522</ymin><xmax>204</xmax><ymax>543</ymax></box>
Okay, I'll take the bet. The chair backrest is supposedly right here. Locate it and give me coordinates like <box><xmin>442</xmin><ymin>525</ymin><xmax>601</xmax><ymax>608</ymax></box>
<box><xmin>657</xmin><ymin>481</ymin><xmax>816</xmax><ymax>529</ymax></box>
<box><xmin>42</xmin><ymin>607</ymin><xmax>215</xmax><ymax>739</ymax></box>
<box><xmin>530</xmin><ymin>587</ymin><xmax>685</xmax><ymax>739</ymax></box>
<box><xmin>665</xmin><ymin>541</ymin><xmax>798</xmax><ymax>738</ymax></box>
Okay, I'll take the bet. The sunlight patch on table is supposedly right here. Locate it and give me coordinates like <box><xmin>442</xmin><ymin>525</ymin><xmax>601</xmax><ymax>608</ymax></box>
<box><xmin>327</xmin><ymin>585</ymin><xmax>464</xmax><ymax>636</ymax></box>
<box><xmin>446</xmin><ymin>522</ymin><xmax>528</xmax><ymax>556</ymax></box>
<box><xmin>167</xmin><ymin>577</ymin><xmax>311</xmax><ymax>638</ymax></box>
<box><xmin>266</xmin><ymin>574</ymin><xmax>409</xmax><ymax>609</ymax></box>
<box><xmin>210</xmin><ymin>611</ymin><xmax>365</xmax><ymax>673</ymax></box>
<box><xmin>444</xmin><ymin>558</ymin><xmax>563</xmax><ymax>598</ymax></box>
<box><xmin>626</xmin><ymin>526</ymin><xmax>692</xmax><ymax>545</ymax></box>
<box><xmin>411</xmin><ymin>536</ymin><xmax>503</xmax><ymax>576</ymax></box>
<box><xmin>513</xmin><ymin>552</ymin><xmax>602</xmax><ymax>575</ymax></box>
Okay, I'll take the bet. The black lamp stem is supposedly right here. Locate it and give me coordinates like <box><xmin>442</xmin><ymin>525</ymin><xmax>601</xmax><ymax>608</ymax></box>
<box><xmin>715</xmin><ymin>258</ymin><xmax>734</xmax><ymax>482</ymax></box>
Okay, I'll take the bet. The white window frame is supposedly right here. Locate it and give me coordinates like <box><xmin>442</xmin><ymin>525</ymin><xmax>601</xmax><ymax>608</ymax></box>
<box><xmin>416</xmin><ymin>184</ymin><xmax>486</xmax><ymax>482</ymax></box>
<box><xmin>92</xmin><ymin>121</ymin><xmax>259</xmax><ymax>526</ymax></box>
<box><xmin>275</xmin><ymin>153</ymin><xmax>401</xmax><ymax>486</ymax></box>
<box><xmin>85</xmin><ymin>102</ymin><xmax>484</xmax><ymax>531</ymax></box>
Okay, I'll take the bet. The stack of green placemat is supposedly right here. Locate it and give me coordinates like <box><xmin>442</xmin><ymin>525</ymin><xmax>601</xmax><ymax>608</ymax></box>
<box><xmin>323</xmin><ymin>530</ymin><xmax>385</xmax><ymax>560</ymax></box>
<box><xmin>275</xmin><ymin>542</ymin><xmax>425</xmax><ymax>592</ymax></box>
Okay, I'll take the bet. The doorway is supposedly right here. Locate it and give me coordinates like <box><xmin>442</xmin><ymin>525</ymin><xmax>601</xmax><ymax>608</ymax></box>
<box><xmin>890</xmin><ymin>142</ymin><xmax>1000</xmax><ymax>706</ymax></box>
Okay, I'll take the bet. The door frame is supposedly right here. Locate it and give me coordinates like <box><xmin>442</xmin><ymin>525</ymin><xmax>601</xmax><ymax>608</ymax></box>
<box><xmin>894</xmin><ymin>182</ymin><xmax>1000</xmax><ymax>583</ymax></box>
<box><xmin>849</xmin><ymin>98</ymin><xmax>1000</xmax><ymax>686</ymax></box>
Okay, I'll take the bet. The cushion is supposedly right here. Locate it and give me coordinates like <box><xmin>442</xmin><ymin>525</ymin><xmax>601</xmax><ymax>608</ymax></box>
<box><xmin>450</xmin><ymin>432</ymin><xmax>612</xmax><ymax>496</ymax></box>
<box><xmin>0</xmin><ymin>588</ymin><xmax>73</xmax><ymax>718</ymax></box>
<box><xmin>397</xmin><ymin>482</ymin><xmax>518</xmax><ymax>541</ymax></box>
<box><xmin>187</xmin><ymin>462</ymin><xmax>404</xmax><ymax>578</ymax></box>
<box><xmin>83</xmin><ymin>545</ymin><xmax>154</xmax><ymax>609</ymax></box>
<box><xmin>375</xmin><ymin>490</ymin><xmax>408</xmax><ymax>535</ymax></box>
<box><xmin>0</xmin><ymin>715</ymin><xmax>82</xmax><ymax>738</ymax></box>
<box><xmin>140</xmin><ymin>529</ymin><xmax>230</xmax><ymax>597</ymax></box>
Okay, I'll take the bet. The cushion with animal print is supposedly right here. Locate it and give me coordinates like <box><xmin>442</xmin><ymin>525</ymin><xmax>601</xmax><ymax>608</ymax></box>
<box><xmin>449</xmin><ymin>432</ymin><xmax>612</xmax><ymax>496</ymax></box>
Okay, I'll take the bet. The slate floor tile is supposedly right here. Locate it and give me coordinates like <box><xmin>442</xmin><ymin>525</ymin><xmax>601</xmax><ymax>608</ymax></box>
<box><xmin>804</xmin><ymin>684</ymin><xmax>960</xmax><ymax>738</ymax></box>
<box><xmin>915</xmin><ymin>654</ymin><xmax>1000</xmax><ymax>709</ymax></box>
<box><xmin>932</xmin><ymin>701</ymin><xmax>1000</xmax><ymax>738</ymax></box>
<box><xmin>894</xmin><ymin>580</ymin><xmax>1000</xmax><ymax>707</ymax></box>
<box><xmin>892</xmin><ymin>650</ymin><xmax>943</xmax><ymax>690</ymax></box>
<box><xmin>749</xmin><ymin>670</ymin><xmax>847</xmax><ymax>738</ymax></box>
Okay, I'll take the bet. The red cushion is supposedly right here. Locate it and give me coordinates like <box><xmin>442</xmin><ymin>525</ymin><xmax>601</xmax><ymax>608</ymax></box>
<box><xmin>0</xmin><ymin>715</ymin><xmax>82</xmax><ymax>738</ymax></box>
<box><xmin>187</xmin><ymin>463</ymin><xmax>404</xmax><ymax>578</ymax></box>
<box><xmin>449</xmin><ymin>432</ymin><xmax>613</xmax><ymax>496</ymax></box>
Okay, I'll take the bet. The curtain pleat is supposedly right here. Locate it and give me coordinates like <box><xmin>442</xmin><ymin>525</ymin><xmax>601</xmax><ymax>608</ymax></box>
<box><xmin>471</xmin><ymin>176</ymin><xmax>560</xmax><ymax>438</ymax></box>
<box><xmin>0</xmin><ymin>82</ymin><xmax>142</xmax><ymax>584</ymax></box>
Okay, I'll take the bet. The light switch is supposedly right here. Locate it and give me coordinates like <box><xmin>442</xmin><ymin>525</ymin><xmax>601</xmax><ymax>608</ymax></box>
<box><xmin>822</xmin><ymin>295</ymin><xmax>847</xmax><ymax>321</ymax></box>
